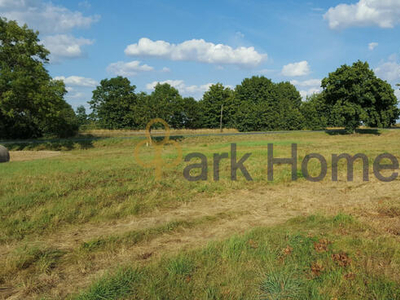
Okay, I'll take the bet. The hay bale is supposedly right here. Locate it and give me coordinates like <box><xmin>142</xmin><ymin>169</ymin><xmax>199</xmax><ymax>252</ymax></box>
<box><xmin>0</xmin><ymin>145</ymin><xmax>10</xmax><ymax>163</ymax></box>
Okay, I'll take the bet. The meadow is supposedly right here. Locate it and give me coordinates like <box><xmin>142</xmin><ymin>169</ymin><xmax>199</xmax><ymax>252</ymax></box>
<box><xmin>0</xmin><ymin>129</ymin><xmax>400</xmax><ymax>299</ymax></box>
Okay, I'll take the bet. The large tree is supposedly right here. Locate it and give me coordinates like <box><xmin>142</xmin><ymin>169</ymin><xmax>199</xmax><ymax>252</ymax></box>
<box><xmin>0</xmin><ymin>18</ymin><xmax>78</xmax><ymax>139</ymax></box>
<box><xmin>199</xmin><ymin>83</ymin><xmax>233</xmax><ymax>129</ymax></box>
<box><xmin>322</xmin><ymin>61</ymin><xmax>399</xmax><ymax>133</ymax></box>
<box><xmin>231</xmin><ymin>76</ymin><xmax>304</xmax><ymax>131</ymax></box>
<box><xmin>148</xmin><ymin>83</ymin><xmax>185</xmax><ymax>129</ymax></box>
<box><xmin>89</xmin><ymin>76</ymin><xmax>138</xmax><ymax>129</ymax></box>
<box><xmin>232</xmin><ymin>76</ymin><xmax>280</xmax><ymax>131</ymax></box>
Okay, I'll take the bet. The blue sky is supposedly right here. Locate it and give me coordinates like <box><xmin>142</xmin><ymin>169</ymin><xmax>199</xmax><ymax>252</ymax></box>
<box><xmin>2</xmin><ymin>0</ymin><xmax>400</xmax><ymax>110</ymax></box>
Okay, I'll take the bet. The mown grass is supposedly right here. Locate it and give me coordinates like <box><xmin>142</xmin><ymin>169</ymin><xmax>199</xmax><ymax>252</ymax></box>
<box><xmin>0</xmin><ymin>129</ymin><xmax>398</xmax><ymax>243</ymax></box>
<box><xmin>75</xmin><ymin>214</ymin><xmax>400</xmax><ymax>300</ymax></box>
<box><xmin>1</xmin><ymin>129</ymin><xmax>400</xmax><ymax>298</ymax></box>
<box><xmin>0</xmin><ymin>212</ymin><xmax>239</xmax><ymax>290</ymax></box>
<box><xmin>78</xmin><ymin>211</ymin><xmax>241</xmax><ymax>254</ymax></box>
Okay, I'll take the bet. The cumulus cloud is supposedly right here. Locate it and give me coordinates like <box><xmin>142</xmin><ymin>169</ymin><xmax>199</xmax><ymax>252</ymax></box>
<box><xmin>282</xmin><ymin>61</ymin><xmax>310</xmax><ymax>77</ymax></box>
<box><xmin>0</xmin><ymin>0</ymin><xmax>100</xmax><ymax>34</ymax></box>
<box><xmin>67</xmin><ymin>91</ymin><xmax>85</xmax><ymax>99</ymax></box>
<box><xmin>146</xmin><ymin>80</ymin><xmax>213</xmax><ymax>98</ymax></box>
<box><xmin>374</xmin><ymin>61</ymin><xmax>400</xmax><ymax>82</ymax></box>
<box><xmin>1</xmin><ymin>0</ymin><xmax>99</xmax><ymax>63</ymax></box>
<box><xmin>54</xmin><ymin>76</ymin><xmax>98</xmax><ymax>87</ymax></box>
<box><xmin>299</xmin><ymin>88</ymin><xmax>322</xmax><ymax>99</ymax></box>
<box><xmin>41</xmin><ymin>35</ymin><xmax>93</xmax><ymax>61</ymax></box>
<box><xmin>290</xmin><ymin>79</ymin><xmax>321</xmax><ymax>87</ymax></box>
<box><xmin>324</xmin><ymin>0</ymin><xmax>400</xmax><ymax>29</ymax></box>
<box><xmin>290</xmin><ymin>79</ymin><xmax>322</xmax><ymax>99</ymax></box>
<box><xmin>395</xmin><ymin>89</ymin><xmax>400</xmax><ymax>100</ymax></box>
<box><xmin>125</xmin><ymin>38</ymin><xmax>267</xmax><ymax>67</ymax></box>
<box><xmin>106</xmin><ymin>61</ymin><xmax>155</xmax><ymax>77</ymax></box>
<box><xmin>368</xmin><ymin>42</ymin><xmax>378</xmax><ymax>50</ymax></box>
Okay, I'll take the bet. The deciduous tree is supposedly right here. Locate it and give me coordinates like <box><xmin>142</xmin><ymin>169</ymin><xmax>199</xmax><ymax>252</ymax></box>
<box><xmin>0</xmin><ymin>18</ymin><xmax>78</xmax><ymax>139</ymax></box>
<box><xmin>322</xmin><ymin>61</ymin><xmax>399</xmax><ymax>133</ymax></box>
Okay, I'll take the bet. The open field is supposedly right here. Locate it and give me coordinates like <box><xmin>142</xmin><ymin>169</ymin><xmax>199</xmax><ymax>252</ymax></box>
<box><xmin>1</xmin><ymin>129</ymin><xmax>400</xmax><ymax>299</ymax></box>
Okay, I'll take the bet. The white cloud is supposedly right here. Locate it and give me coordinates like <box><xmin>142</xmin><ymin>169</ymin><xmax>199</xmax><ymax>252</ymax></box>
<box><xmin>290</xmin><ymin>79</ymin><xmax>322</xmax><ymax>99</ymax></box>
<box><xmin>395</xmin><ymin>89</ymin><xmax>400</xmax><ymax>100</ymax></box>
<box><xmin>324</xmin><ymin>0</ymin><xmax>400</xmax><ymax>29</ymax></box>
<box><xmin>54</xmin><ymin>76</ymin><xmax>98</xmax><ymax>87</ymax></box>
<box><xmin>106</xmin><ymin>61</ymin><xmax>154</xmax><ymax>77</ymax></box>
<box><xmin>0</xmin><ymin>0</ymin><xmax>98</xmax><ymax>63</ymax></box>
<box><xmin>299</xmin><ymin>88</ymin><xmax>322</xmax><ymax>99</ymax></box>
<box><xmin>42</xmin><ymin>35</ymin><xmax>93</xmax><ymax>61</ymax></box>
<box><xmin>0</xmin><ymin>0</ymin><xmax>100</xmax><ymax>34</ymax></box>
<box><xmin>125</xmin><ymin>38</ymin><xmax>267</xmax><ymax>67</ymax></box>
<box><xmin>146</xmin><ymin>80</ymin><xmax>213</xmax><ymax>98</ymax></box>
<box><xmin>368</xmin><ymin>42</ymin><xmax>378</xmax><ymax>50</ymax></box>
<box><xmin>161</xmin><ymin>67</ymin><xmax>171</xmax><ymax>73</ymax></box>
<box><xmin>64</xmin><ymin>86</ymin><xmax>86</xmax><ymax>101</ymax></box>
<box><xmin>290</xmin><ymin>79</ymin><xmax>321</xmax><ymax>87</ymax></box>
<box><xmin>375</xmin><ymin>61</ymin><xmax>400</xmax><ymax>82</ymax></box>
<box><xmin>62</xmin><ymin>82</ymin><xmax>92</xmax><ymax>109</ymax></box>
<box><xmin>282</xmin><ymin>61</ymin><xmax>310</xmax><ymax>77</ymax></box>
<box><xmin>67</xmin><ymin>91</ymin><xmax>85</xmax><ymax>99</ymax></box>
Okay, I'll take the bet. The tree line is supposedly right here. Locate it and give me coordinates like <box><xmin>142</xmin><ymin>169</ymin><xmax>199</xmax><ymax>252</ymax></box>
<box><xmin>1</xmin><ymin>18</ymin><xmax>399</xmax><ymax>140</ymax></box>
<box><xmin>84</xmin><ymin>60</ymin><xmax>399</xmax><ymax>133</ymax></box>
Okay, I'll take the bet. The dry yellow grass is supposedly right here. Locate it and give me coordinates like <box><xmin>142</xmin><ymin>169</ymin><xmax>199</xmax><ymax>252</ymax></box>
<box><xmin>9</xmin><ymin>151</ymin><xmax>62</xmax><ymax>162</ymax></box>
<box><xmin>80</xmin><ymin>128</ymin><xmax>239</xmax><ymax>138</ymax></box>
<box><xmin>2</xmin><ymin>176</ymin><xmax>400</xmax><ymax>299</ymax></box>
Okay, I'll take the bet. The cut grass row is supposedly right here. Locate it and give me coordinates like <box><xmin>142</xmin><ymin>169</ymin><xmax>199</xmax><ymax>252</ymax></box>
<box><xmin>75</xmin><ymin>214</ymin><xmax>400</xmax><ymax>300</ymax></box>
<box><xmin>0</xmin><ymin>212</ymin><xmax>242</xmax><ymax>295</ymax></box>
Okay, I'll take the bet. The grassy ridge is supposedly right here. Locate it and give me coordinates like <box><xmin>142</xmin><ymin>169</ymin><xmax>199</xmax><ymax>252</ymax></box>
<box><xmin>76</xmin><ymin>214</ymin><xmax>400</xmax><ymax>300</ymax></box>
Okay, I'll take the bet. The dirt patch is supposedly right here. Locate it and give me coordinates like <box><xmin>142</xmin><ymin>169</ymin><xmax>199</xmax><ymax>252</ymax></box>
<box><xmin>10</xmin><ymin>151</ymin><xmax>62</xmax><ymax>162</ymax></box>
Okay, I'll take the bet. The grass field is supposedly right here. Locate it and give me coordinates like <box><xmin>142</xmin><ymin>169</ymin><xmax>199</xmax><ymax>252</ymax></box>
<box><xmin>1</xmin><ymin>129</ymin><xmax>400</xmax><ymax>299</ymax></box>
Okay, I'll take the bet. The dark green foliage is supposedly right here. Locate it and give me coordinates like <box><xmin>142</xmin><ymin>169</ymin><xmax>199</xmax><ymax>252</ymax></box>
<box><xmin>231</xmin><ymin>77</ymin><xmax>304</xmax><ymax>131</ymax></box>
<box><xmin>89</xmin><ymin>76</ymin><xmax>138</xmax><ymax>129</ymax></box>
<box><xmin>322</xmin><ymin>61</ymin><xmax>399</xmax><ymax>133</ymax></box>
<box><xmin>198</xmin><ymin>83</ymin><xmax>233</xmax><ymax>129</ymax></box>
<box><xmin>182</xmin><ymin>97</ymin><xmax>202</xmax><ymax>129</ymax></box>
<box><xmin>86</xmin><ymin>62</ymin><xmax>398</xmax><ymax>133</ymax></box>
<box><xmin>232</xmin><ymin>76</ymin><xmax>279</xmax><ymax>131</ymax></box>
<box><xmin>300</xmin><ymin>93</ymin><xmax>329</xmax><ymax>130</ymax></box>
<box><xmin>148</xmin><ymin>83</ymin><xmax>186</xmax><ymax>129</ymax></box>
<box><xmin>76</xmin><ymin>105</ymin><xmax>89</xmax><ymax>127</ymax></box>
<box><xmin>0</xmin><ymin>18</ymin><xmax>78</xmax><ymax>139</ymax></box>
<box><xmin>88</xmin><ymin>81</ymin><xmax>204</xmax><ymax>130</ymax></box>
<box><xmin>276</xmin><ymin>81</ymin><xmax>305</xmax><ymax>130</ymax></box>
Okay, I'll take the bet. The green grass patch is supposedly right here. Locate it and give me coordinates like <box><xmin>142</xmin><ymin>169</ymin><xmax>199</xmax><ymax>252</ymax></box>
<box><xmin>75</xmin><ymin>214</ymin><xmax>400</xmax><ymax>299</ymax></box>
